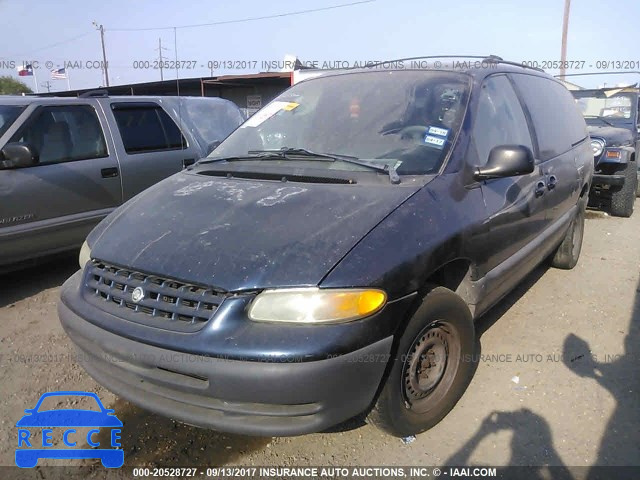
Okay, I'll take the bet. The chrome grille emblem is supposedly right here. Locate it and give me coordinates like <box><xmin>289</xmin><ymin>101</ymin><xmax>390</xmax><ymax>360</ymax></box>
<box><xmin>131</xmin><ymin>286</ymin><xmax>145</xmax><ymax>303</ymax></box>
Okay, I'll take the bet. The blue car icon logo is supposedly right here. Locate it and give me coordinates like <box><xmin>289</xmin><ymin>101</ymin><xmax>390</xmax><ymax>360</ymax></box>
<box><xmin>15</xmin><ymin>391</ymin><xmax>123</xmax><ymax>468</ymax></box>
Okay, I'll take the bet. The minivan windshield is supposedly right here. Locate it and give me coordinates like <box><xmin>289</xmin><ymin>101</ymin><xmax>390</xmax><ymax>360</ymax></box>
<box><xmin>0</xmin><ymin>105</ymin><xmax>26</xmax><ymax>138</ymax></box>
<box><xmin>207</xmin><ymin>71</ymin><xmax>470</xmax><ymax>176</ymax></box>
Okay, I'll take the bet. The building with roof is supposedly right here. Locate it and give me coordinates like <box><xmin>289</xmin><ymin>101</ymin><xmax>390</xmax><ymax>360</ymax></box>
<box><xmin>39</xmin><ymin>72</ymin><xmax>293</xmax><ymax>117</ymax></box>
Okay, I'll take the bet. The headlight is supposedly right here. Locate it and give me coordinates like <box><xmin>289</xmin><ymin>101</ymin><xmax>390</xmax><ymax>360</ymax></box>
<box><xmin>248</xmin><ymin>287</ymin><xmax>387</xmax><ymax>324</ymax></box>
<box><xmin>79</xmin><ymin>240</ymin><xmax>92</xmax><ymax>268</ymax></box>
<box><xmin>590</xmin><ymin>138</ymin><xmax>605</xmax><ymax>157</ymax></box>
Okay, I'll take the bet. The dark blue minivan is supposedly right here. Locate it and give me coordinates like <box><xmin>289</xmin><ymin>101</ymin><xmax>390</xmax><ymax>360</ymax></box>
<box><xmin>58</xmin><ymin>57</ymin><xmax>593</xmax><ymax>437</ymax></box>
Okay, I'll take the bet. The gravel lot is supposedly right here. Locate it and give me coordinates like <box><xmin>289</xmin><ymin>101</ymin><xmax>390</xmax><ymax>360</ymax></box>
<box><xmin>1</xmin><ymin>204</ymin><xmax>638</xmax><ymax>477</ymax></box>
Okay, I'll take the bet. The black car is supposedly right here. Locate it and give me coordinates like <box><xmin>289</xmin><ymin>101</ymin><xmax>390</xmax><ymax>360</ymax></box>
<box><xmin>58</xmin><ymin>58</ymin><xmax>593</xmax><ymax>437</ymax></box>
<box><xmin>571</xmin><ymin>86</ymin><xmax>639</xmax><ymax>217</ymax></box>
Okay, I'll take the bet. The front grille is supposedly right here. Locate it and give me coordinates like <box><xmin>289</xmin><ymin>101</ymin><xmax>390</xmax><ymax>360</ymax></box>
<box><xmin>84</xmin><ymin>260</ymin><xmax>225</xmax><ymax>329</ymax></box>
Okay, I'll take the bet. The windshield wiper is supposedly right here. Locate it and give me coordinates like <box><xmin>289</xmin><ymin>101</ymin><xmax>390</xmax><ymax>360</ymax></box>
<box><xmin>248</xmin><ymin>147</ymin><xmax>340</xmax><ymax>161</ymax></box>
<box><xmin>196</xmin><ymin>154</ymin><xmax>270</xmax><ymax>165</ymax></box>
<box><xmin>332</xmin><ymin>156</ymin><xmax>401</xmax><ymax>184</ymax></box>
<box><xmin>253</xmin><ymin>148</ymin><xmax>400</xmax><ymax>184</ymax></box>
<box><xmin>197</xmin><ymin>148</ymin><xmax>339</xmax><ymax>165</ymax></box>
<box><xmin>197</xmin><ymin>147</ymin><xmax>401</xmax><ymax>184</ymax></box>
<box><xmin>584</xmin><ymin>115</ymin><xmax>615</xmax><ymax>127</ymax></box>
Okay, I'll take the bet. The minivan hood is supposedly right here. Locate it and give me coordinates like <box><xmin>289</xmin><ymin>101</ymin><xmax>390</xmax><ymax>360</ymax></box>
<box><xmin>89</xmin><ymin>172</ymin><xmax>424</xmax><ymax>291</ymax></box>
<box><xmin>587</xmin><ymin>125</ymin><xmax>634</xmax><ymax>146</ymax></box>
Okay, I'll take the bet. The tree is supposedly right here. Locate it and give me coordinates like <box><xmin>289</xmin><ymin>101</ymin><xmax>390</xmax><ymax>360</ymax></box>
<box><xmin>0</xmin><ymin>76</ymin><xmax>33</xmax><ymax>95</ymax></box>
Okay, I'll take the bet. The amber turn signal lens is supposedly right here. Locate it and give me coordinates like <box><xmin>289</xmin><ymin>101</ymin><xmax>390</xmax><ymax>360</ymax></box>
<box><xmin>357</xmin><ymin>290</ymin><xmax>387</xmax><ymax>316</ymax></box>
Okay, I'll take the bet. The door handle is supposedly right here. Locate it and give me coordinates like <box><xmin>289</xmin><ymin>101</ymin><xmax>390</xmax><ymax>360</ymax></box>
<box><xmin>535</xmin><ymin>181</ymin><xmax>546</xmax><ymax>197</ymax></box>
<box><xmin>101</xmin><ymin>167</ymin><xmax>119</xmax><ymax>178</ymax></box>
<box><xmin>182</xmin><ymin>158</ymin><xmax>196</xmax><ymax>168</ymax></box>
<box><xmin>548</xmin><ymin>175</ymin><xmax>557</xmax><ymax>190</ymax></box>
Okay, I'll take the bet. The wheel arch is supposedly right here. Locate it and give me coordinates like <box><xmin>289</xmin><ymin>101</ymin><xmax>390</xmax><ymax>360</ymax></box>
<box><xmin>419</xmin><ymin>258</ymin><xmax>477</xmax><ymax>317</ymax></box>
<box><xmin>391</xmin><ymin>257</ymin><xmax>477</xmax><ymax>340</ymax></box>
<box><xmin>580</xmin><ymin>182</ymin><xmax>589</xmax><ymax>199</ymax></box>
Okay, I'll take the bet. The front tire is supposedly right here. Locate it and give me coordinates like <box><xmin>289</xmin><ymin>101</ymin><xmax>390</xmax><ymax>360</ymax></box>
<box><xmin>610</xmin><ymin>162</ymin><xmax>637</xmax><ymax>217</ymax></box>
<box><xmin>367</xmin><ymin>287</ymin><xmax>475</xmax><ymax>437</ymax></box>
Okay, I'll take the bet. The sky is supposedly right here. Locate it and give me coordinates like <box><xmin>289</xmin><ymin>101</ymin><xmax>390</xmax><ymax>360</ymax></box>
<box><xmin>1</xmin><ymin>0</ymin><xmax>639</xmax><ymax>93</ymax></box>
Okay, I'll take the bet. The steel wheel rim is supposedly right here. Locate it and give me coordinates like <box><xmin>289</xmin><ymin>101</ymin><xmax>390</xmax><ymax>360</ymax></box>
<box><xmin>402</xmin><ymin>321</ymin><xmax>460</xmax><ymax>413</ymax></box>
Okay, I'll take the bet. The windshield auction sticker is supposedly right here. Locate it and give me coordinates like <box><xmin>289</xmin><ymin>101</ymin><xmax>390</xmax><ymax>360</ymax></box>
<box><xmin>242</xmin><ymin>101</ymin><xmax>299</xmax><ymax>128</ymax></box>
<box><xmin>427</xmin><ymin>126</ymin><xmax>450</xmax><ymax>138</ymax></box>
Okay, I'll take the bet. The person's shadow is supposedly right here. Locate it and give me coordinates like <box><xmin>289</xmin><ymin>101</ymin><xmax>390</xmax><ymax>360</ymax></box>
<box><xmin>562</xmin><ymin>281</ymin><xmax>640</xmax><ymax>476</ymax></box>
<box><xmin>444</xmin><ymin>408</ymin><xmax>573</xmax><ymax>480</ymax></box>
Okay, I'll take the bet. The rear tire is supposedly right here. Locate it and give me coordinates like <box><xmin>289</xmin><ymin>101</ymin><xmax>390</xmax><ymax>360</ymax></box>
<box><xmin>610</xmin><ymin>162</ymin><xmax>637</xmax><ymax>217</ymax></box>
<box><xmin>550</xmin><ymin>197</ymin><xmax>586</xmax><ymax>270</ymax></box>
<box><xmin>367</xmin><ymin>287</ymin><xmax>475</xmax><ymax>437</ymax></box>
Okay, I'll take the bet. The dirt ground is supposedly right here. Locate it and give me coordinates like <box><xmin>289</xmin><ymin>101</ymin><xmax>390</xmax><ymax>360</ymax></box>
<box><xmin>1</xmin><ymin>204</ymin><xmax>638</xmax><ymax>476</ymax></box>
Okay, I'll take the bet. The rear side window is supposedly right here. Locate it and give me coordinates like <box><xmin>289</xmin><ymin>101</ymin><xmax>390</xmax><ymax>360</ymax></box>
<box><xmin>510</xmin><ymin>74</ymin><xmax>588</xmax><ymax>161</ymax></box>
<box><xmin>472</xmin><ymin>75</ymin><xmax>533</xmax><ymax>166</ymax></box>
<box><xmin>112</xmin><ymin>103</ymin><xmax>186</xmax><ymax>154</ymax></box>
<box><xmin>9</xmin><ymin>105</ymin><xmax>107</xmax><ymax>165</ymax></box>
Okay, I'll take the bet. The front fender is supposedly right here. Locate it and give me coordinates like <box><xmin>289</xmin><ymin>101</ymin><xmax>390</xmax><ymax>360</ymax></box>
<box><xmin>320</xmin><ymin>175</ymin><xmax>486</xmax><ymax>302</ymax></box>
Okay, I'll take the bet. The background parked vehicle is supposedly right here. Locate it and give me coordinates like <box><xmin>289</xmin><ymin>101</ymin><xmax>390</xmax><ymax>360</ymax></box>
<box><xmin>571</xmin><ymin>86</ymin><xmax>639</xmax><ymax>217</ymax></box>
<box><xmin>58</xmin><ymin>58</ymin><xmax>593</xmax><ymax>438</ymax></box>
<box><xmin>0</xmin><ymin>94</ymin><xmax>244</xmax><ymax>271</ymax></box>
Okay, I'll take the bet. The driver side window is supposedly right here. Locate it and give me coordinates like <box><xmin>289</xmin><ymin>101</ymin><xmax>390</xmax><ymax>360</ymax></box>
<box><xmin>472</xmin><ymin>75</ymin><xmax>533</xmax><ymax>166</ymax></box>
<box><xmin>9</xmin><ymin>105</ymin><xmax>107</xmax><ymax>165</ymax></box>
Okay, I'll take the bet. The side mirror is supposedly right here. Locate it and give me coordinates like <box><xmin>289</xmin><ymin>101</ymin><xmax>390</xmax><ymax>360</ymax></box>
<box><xmin>474</xmin><ymin>145</ymin><xmax>535</xmax><ymax>180</ymax></box>
<box><xmin>0</xmin><ymin>142</ymin><xmax>36</xmax><ymax>169</ymax></box>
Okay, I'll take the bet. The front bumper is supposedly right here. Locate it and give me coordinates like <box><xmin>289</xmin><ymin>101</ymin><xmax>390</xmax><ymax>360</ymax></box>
<box><xmin>58</xmin><ymin>272</ymin><xmax>396</xmax><ymax>436</ymax></box>
<box><xmin>592</xmin><ymin>173</ymin><xmax>625</xmax><ymax>187</ymax></box>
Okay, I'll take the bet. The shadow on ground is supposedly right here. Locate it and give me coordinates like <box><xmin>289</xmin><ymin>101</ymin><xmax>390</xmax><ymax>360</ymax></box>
<box><xmin>0</xmin><ymin>253</ymin><xmax>78</xmax><ymax>308</ymax></box>
<box><xmin>95</xmin><ymin>399</ymin><xmax>270</xmax><ymax>466</ymax></box>
<box><xmin>444</xmin><ymin>408</ymin><xmax>572</xmax><ymax>479</ymax></box>
<box><xmin>562</xmin><ymin>278</ymin><xmax>640</xmax><ymax>476</ymax></box>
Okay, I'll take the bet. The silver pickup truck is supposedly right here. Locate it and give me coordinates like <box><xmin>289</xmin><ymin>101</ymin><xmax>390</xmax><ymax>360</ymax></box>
<box><xmin>0</xmin><ymin>94</ymin><xmax>244</xmax><ymax>271</ymax></box>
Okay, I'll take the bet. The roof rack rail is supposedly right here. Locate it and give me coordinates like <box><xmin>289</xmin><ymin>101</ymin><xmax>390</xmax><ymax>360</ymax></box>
<box><xmin>555</xmin><ymin>71</ymin><xmax>640</xmax><ymax>78</ymax></box>
<box><xmin>362</xmin><ymin>55</ymin><xmax>545</xmax><ymax>72</ymax></box>
<box><xmin>79</xmin><ymin>89</ymin><xmax>109</xmax><ymax>98</ymax></box>
<box><xmin>485</xmin><ymin>56</ymin><xmax>545</xmax><ymax>72</ymax></box>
